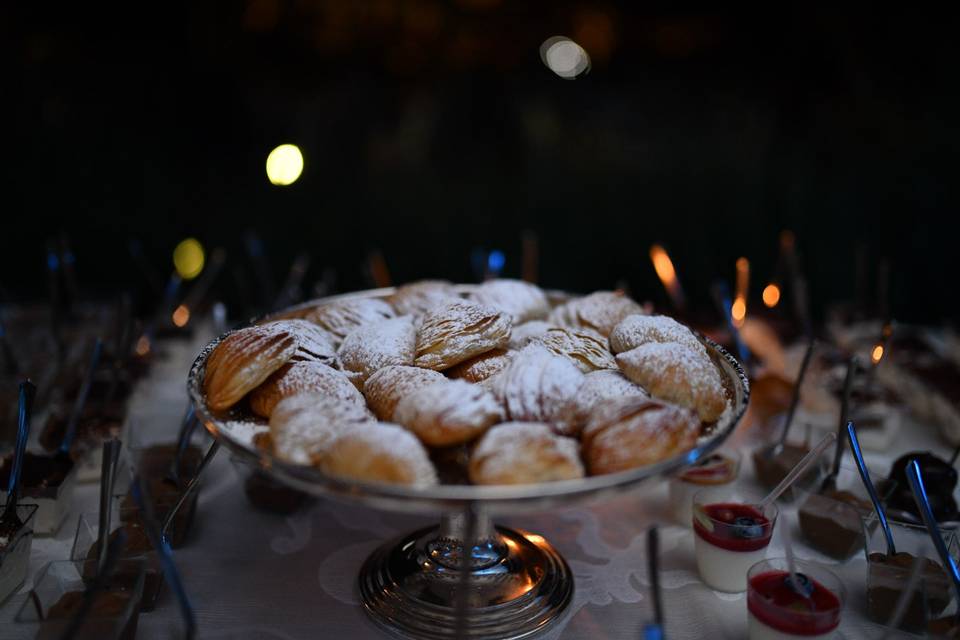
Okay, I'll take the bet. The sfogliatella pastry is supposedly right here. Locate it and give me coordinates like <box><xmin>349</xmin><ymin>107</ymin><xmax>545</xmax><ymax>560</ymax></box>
<box><xmin>582</xmin><ymin>397</ymin><xmax>700</xmax><ymax>475</ymax></box>
<box><xmin>414</xmin><ymin>300</ymin><xmax>511</xmax><ymax>370</ymax></box>
<box><xmin>548</xmin><ymin>290</ymin><xmax>646</xmax><ymax>337</ymax></box>
<box><xmin>446</xmin><ymin>348</ymin><xmax>513</xmax><ymax>384</ymax></box>
<box><xmin>362</xmin><ymin>365</ymin><xmax>447</xmax><ymax>421</ymax></box>
<box><xmin>528</xmin><ymin>327</ymin><xmax>617</xmax><ymax>373</ymax></box>
<box><xmin>508</xmin><ymin>320</ymin><xmax>554</xmax><ymax>350</ymax></box>
<box><xmin>337</xmin><ymin>315</ymin><xmax>415</xmax><ymax>388</ymax></box>
<box><xmin>204</xmin><ymin>324</ymin><xmax>299</xmax><ymax>411</ymax></box>
<box><xmin>386</xmin><ymin>280</ymin><xmax>458</xmax><ymax>316</ymax></box>
<box><xmin>269</xmin><ymin>393</ymin><xmax>375</xmax><ymax>465</ymax></box>
<box><xmin>571</xmin><ymin>369</ymin><xmax>649</xmax><ymax>427</ymax></box>
<box><xmin>470</xmin><ymin>278</ymin><xmax>550</xmax><ymax>324</ymax></box>
<box><xmin>393</xmin><ymin>379</ymin><xmax>502</xmax><ymax>446</ymax></box>
<box><xmin>487</xmin><ymin>345</ymin><xmax>586</xmax><ymax>435</ymax></box>
<box><xmin>320</xmin><ymin>423</ymin><xmax>438</xmax><ymax>487</ymax></box>
<box><xmin>248</xmin><ymin>360</ymin><xmax>367</xmax><ymax>418</ymax></box>
<box><xmin>305</xmin><ymin>297</ymin><xmax>396</xmax><ymax>344</ymax></box>
<box><xmin>469</xmin><ymin>422</ymin><xmax>584</xmax><ymax>485</ymax></box>
<box><xmin>617</xmin><ymin>342</ymin><xmax>727</xmax><ymax>422</ymax></box>
<box><xmin>265</xmin><ymin>319</ymin><xmax>338</xmax><ymax>365</ymax></box>
<box><xmin>609</xmin><ymin>314</ymin><xmax>706</xmax><ymax>356</ymax></box>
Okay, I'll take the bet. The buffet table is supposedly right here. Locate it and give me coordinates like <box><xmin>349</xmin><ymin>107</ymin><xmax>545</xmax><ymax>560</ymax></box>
<box><xmin>1</xmin><ymin>324</ymin><xmax>951</xmax><ymax>639</ymax></box>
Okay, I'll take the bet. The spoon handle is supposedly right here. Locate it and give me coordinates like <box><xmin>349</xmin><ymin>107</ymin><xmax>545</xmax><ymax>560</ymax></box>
<box><xmin>162</xmin><ymin>440</ymin><xmax>220</xmax><ymax>539</ymax></box>
<box><xmin>759</xmin><ymin>432</ymin><xmax>836</xmax><ymax>509</ymax></box>
<box><xmin>830</xmin><ymin>357</ymin><xmax>857</xmax><ymax>480</ymax></box>
<box><xmin>905</xmin><ymin>459</ymin><xmax>960</xmax><ymax>600</ymax></box>
<box><xmin>97</xmin><ymin>439</ymin><xmax>122</xmax><ymax>576</ymax></box>
<box><xmin>647</xmin><ymin>527</ymin><xmax>664</xmax><ymax>631</ymax></box>
<box><xmin>847</xmin><ymin>421</ymin><xmax>896</xmax><ymax>556</ymax></box>
<box><xmin>6</xmin><ymin>381</ymin><xmax>37</xmax><ymax>508</ymax></box>
<box><xmin>778</xmin><ymin>337</ymin><xmax>816</xmax><ymax>447</ymax></box>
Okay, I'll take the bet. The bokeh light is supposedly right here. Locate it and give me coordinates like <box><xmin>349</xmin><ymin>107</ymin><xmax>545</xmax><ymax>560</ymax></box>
<box><xmin>762</xmin><ymin>283</ymin><xmax>780</xmax><ymax>308</ymax></box>
<box><xmin>872</xmin><ymin>344</ymin><xmax>884</xmax><ymax>364</ymax></box>
<box><xmin>649</xmin><ymin>245</ymin><xmax>677</xmax><ymax>286</ymax></box>
<box><xmin>731</xmin><ymin>297</ymin><xmax>746</xmax><ymax>326</ymax></box>
<box><xmin>172</xmin><ymin>304</ymin><xmax>190</xmax><ymax>328</ymax></box>
<box><xmin>173</xmin><ymin>238</ymin><xmax>205</xmax><ymax>280</ymax></box>
<box><xmin>539</xmin><ymin>36</ymin><xmax>591</xmax><ymax>79</ymax></box>
<box><xmin>266</xmin><ymin>143</ymin><xmax>304</xmax><ymax>186</ymax></box>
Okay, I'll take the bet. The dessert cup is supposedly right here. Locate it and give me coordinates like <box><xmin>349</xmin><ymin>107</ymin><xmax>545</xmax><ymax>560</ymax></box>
<box><xmin>693</xmin><ymin>487</ymin><xmax>778</xmax><ymax>593</ymax></box>
<box><xmin>861</xmin><ymin>514</ymin><xmax>959</xmax><ymax>633</ymax></box>
<box><xmin>668</xmin><ymin>449</ymin><xmax>741</xmax><ymax>526</ymax></box>
<box><xmin>747</xmin><ymin>558</ymin><xmax>844</xmax><ymax>639</ymax></box>
<box><xmin>0</xmin><ymin>452</ymin><xmax>79</xmax><ymax>534</ymax></box>
<box><xmin>71</xmin><ymin>512</ymin><xmax>164</xmax><ymax>611</ymax></box>
<box><xmin>15</xmin><ymin>558</ymin><xmax>145</xmax><ymax>640</ymax></box>
<box><xmin>0</xmin><ymin>503</ymin><xmax>39</xmax><ymax>603</ymax></box>
<box><xmin>751</xmin><ymin>441</ymin><xmax>828</xmax><ymax>503</ymax></box>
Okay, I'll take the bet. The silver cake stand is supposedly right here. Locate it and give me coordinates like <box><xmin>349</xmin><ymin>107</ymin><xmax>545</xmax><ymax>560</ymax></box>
<box><xmin>187</xmin><ymin>287</ymin><xmax>750</xmax><ymax>640</ymax></box>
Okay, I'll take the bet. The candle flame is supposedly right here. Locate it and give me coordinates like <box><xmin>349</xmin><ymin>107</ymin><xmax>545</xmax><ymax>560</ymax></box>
<box><xmin>650</xmin><ymin>245</ymin><xmax>676</xmax><ymax>286</ymax></box>
<box><xmin>731</xmin><ymin>297</ymin><xmax>746</xmax><ymax>327</ymax></box>
<box><xmin>762</xmin><ymin>283</ymin><xmax>781</xmax><ymax>308</ymax></box>
<box><xmin>871</xmin><ymin>344</ymin><xmax>884</xmax><ymax>365</ymax></box>
<box><xmin>172</xmin><ymin>304</ymin><xmax>190</xmax><ymax>328</ymax></box>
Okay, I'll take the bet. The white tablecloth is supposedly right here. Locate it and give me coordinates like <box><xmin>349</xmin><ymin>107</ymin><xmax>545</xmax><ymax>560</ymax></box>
<box><xmin>1</xmin><ymin>325</ymin><xmax>950</xmax><ymax>639</ymax></box>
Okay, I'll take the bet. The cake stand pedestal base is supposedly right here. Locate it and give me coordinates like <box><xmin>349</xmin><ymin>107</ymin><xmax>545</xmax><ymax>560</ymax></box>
<box><xmin>358</xmin><ymin>512</ymin><xmax>573</xmax><ymax>640</ymax></box>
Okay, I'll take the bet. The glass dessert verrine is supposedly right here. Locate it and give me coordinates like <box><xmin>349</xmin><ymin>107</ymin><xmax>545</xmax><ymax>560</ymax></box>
<box><xmin>71</xmin><ymin>512</ymin><xmax>164</xmax><ymax>611</ymax></box>
<box><xmin>747</xmin><ymin>558</ymin><xmax>844</xmax><ymax>640</ymax></box>
<box><xmin>668</xmin><ymin>449</ymin><xmax>741</xmax><ymax>526</ymax></box>
<box><xmin>0</xmin><ymin>451</ymin><xmax>79</xmax><ymax>534</ymax></box>
<box><xmin>0</xmin><ymin>503</ymin><xmax>38</xmax><ymax>603</ymax></box>
<box><xmin>795</xmin><ymin>464</ymin><xmax>884</xmax><ymax>561</ymax></box>
<box><xmin>752</xmin><ymin>441</ymin><xmax>828</xmax><ymax>503</ymax></box>
<box><xmin>15</xmin><ymin>557</ymin><xmax>145</xmax><ymax>640</ymax></box>
<box><xmin>862</xmin><ymin>514</ymin><xmax>959</xmax><ymax>633</ymax></box>
<box><xmin>693</xmin><ymin>487</ymin><xmax>778</xmax><ymax>592</ymax></box>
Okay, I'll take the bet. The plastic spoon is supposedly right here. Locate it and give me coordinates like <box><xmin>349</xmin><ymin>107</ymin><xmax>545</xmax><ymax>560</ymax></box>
<box><xmin>2</xmin><ymin>381</ymin><xmax>37</xmax><ymax>527</ymax></box>
<box><xmin>820</xmin><ymin>357</ymin><xmax>857</xmax><ymax>492</ymax></box>
<box><xmin>130</xmin><ymin>475</ymin><xmax>196</xmax><ymax>640</ymax></box>
<box><xmin>643</xmin><ymin>526</ymin><xmax>665</xmax><ymax>639</ymax></box>
<box><xmin>847</xmin><ymin>421</ymin><xmax>896</xmax><ymax>556</ymax></box>
<box><xmin>757</xmin><ymin>432</ymin><xmax>836</xmax><ymax>510</ymax></box>
<box><xmin>905</xmin><ymin>459</ymin><xmax>960</xmax><ymax>600</ymax></box>
<box><xmin>773</xmin><ymin>337</ymin><xmax>815</xmax><ymax>455</ymax></box>
<box><xmin>780</xmin><ymin>513</ymin><xmax>813</xmax><ymax>605</ymax></box>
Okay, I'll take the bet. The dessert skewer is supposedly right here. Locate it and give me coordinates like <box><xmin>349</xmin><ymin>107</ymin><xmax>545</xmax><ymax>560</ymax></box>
<box><xmin>643</xmin><ymin>526</ymin><xmax>665</xmax><ymax>639</ymax></box>
<box><xmin>819</xmin><ymin>357</ymin><xmax>856</xmax><ymax>493</ymax></box>
<box><xmin>131</xmin><ymin>475</ymin><xmax>197</xmax><ymax>639</ymax></box>
<box><xmin>848</xmin><ymin>421</ymin><xmax>896</xmax><ymax>555</ymax></box>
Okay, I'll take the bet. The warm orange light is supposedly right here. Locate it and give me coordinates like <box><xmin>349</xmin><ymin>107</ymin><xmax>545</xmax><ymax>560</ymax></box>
<box><xmin>172</xmin><ymin>305</ymin><xmax>190</xmax><ymax>328</ymax></box>
<box><xmin>135</xmin><ymin>335</ymin><xmax>151</xmax><ymax>357</ymax></box>
<box><xmin>762</xmin><ymin>284</ymin><xmax>781</xmax><ymax>308</ymax></box>
<box><xmin>650</xmin><ymin>245</ymin><xmax>676</xmax><ymax>287</ymax></box>
<box><xmin>524</xmin><ymin>533</ymin><xmax>546</xmax><ymax>546</ymax></box>
<box><xmin>872</xmin><ymin>344</ymin><xmax>884</xmax><ymax>365</ymax></box>
<box><xmin>731</xmin><ymin>297</ymin><xmax>746</xmax><ymax>327</ymax></box>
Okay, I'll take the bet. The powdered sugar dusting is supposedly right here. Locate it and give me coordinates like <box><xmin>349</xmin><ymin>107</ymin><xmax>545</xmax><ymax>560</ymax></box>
<box><xmin>249</xmin><ymin>360</ymin><xmax>368</xmax><ymax>417</ymax></box>
<box><xmin>266</xmin><ymin>319</ymin><xmax>338</xmax><ymax>363</ymax></box>
<box><xmin>363</xmin><ymin>365</ymin><xmax>446</xmax><ymax>420</ymax></box>
<box><xmin>548</xmin><ymin>291</ymin><xmax>646</xmax><ymax>337</ymax></box>
<box><xmin>508</xmin><ymin>321</ymin><xmax>555</xmax><ymax>350</ymax></box>
<box><xmin>387</xmin><ymin>280</ymin><xmax>459</xmax><ymax>316</ymax></box>
<box><xmin>321</xmin><ymin>423</ymin><xmax>438</xmax><ymax>487</ymax></box>
<box><xmin>572</xmin><ymin>369</ymin><xmax>649</xmax><ymax>428</ymax></box>
<box><xmin>470</xmin><ymin>279</ymin><xmax>550</xmax><ymax>324</ymax></box>
<box><xmin>414</xmin><ymin>299</ymin><xmax>512</xmax><ymax>370</ymax></box>
<box><xmin>393</xmin><ymin>379</ymin><xmax>502</xmax><ymax>446</ymax></box>
<box><xmin>446</xmin><ymin>348</ymin><xmax>512</xmax><ymax>383</ymax></box>
<box><xmin>338</xmin><ymin>315</ymin><xmax>415</xmax><ymax>386</ymax></box>
<box><xmin>270</xmin><ymin>393</ymin><xmax>375</xmax><ymax>465</ymax></box>
<box><xmin>609</xmin><ymin>314</ymin><xmax>706</xmax><ymax>356</ymax></box>
<box><xmin>527</xmin><ymin>327</ymin><xmax>617</xmax><ymax>373</ymax></box>
<box><xmin>469</xmin><ymin>422</ymin><xmax>584</xmax><ymax>484</ymax></box>
<box><xmin>306</xmin><ymin>298</ymin><xmax>396</xmax><ymax>343</ymax></box>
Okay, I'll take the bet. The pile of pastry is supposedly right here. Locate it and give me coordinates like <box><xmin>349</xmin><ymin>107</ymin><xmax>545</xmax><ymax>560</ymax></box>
<box><xmin>201</xmin><ymin>280</ymin><xmax>730</xmax><ymax>488</ymax></box>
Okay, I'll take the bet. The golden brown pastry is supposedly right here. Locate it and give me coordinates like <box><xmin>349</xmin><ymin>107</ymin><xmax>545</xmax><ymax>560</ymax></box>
<box><xmin>320</xmin><ymin>423</ymin><xmax>438</xmax><ymax>487</ymax></box>
<box><xmin>548</xmin><ymin>290</ymin><xmax>646</xmax><ymax>337</ymax></box>
<box><xmin>616</xmin><ymin>342</ymin><xmax>727</xmax><ymax>422</ymax></box>
<box><xmin>414</xmin><ymin>300</ymin><xmax>512</xmax><ymax>370</ymax></box>
<box><xmin>265</xmin><ymin>319</ymin><xmax>338</xmax><ymax>365</ymax></box>
<box><xmin>508</xmin><ymin>320</ymin><xmax>555</xmax><ymax>350</ymax></box>
<box><xmin>608</xmin><ymin>314</ymin><xmax>706</xmax><ymax>356</ymax></box>
<box><xmin>470</xmin><ymin>278</ymin><xmax>549</xmax><ymax>324</ymax></box>
<box><xmin>571</xmin><ymin>369</ymin><xmax>650</xmax><ymax>428</ymax></box>
<box><xmin>248</xmin><ymin>360</ymin><xmax>368</xmax><ymax>418</ymax></box>
<box><xmin>387</xmin><ymin>280</ymin><xmax>458</xmax><ymax>316</ymax></box>
<box><xmin>203</xmin><ymin>324</ymin><xmax>299</xmax><ymax>411</ymax></box>
<box><xmin>337</xmin><ymin>316</ymin><xmax>416</xmax><ymax>388</ymax></box>
<box><xmin>582</xmin><ymin>397</ymin><xmax>699</xmax><ymax>475</ymax></box>
<box><xmin>305</xmin><ymin>297</ymin><xmax>396</xmax><ymax>344</ymax></box>
<box><xmin>488</xmin><ymin>346</ymin><xmax>585</xmax><ymax>435</ymax></box>
<box><xmin>393</xmin><ymin>379</ymin><xmax>503</xmax><ymax>447</ymax></box>
<box><xmin>446</xmin><ymin>348</ymin><xmax>513</xmax><ymax>383</ymax></box>
<box><xmin>469</xmin><ymin>422</ymin><xmax>584</xmax><ymax>485</ymax></box>
<box><xmin>363</xmin><ymin>365</ymin><xmax>447</xmax><ymax>421</ymax></box>
<box><xmin>269</xmin><ymin>393</ymin><xmax>375</xmax><ymax>465</ymax></box>
<box><xmin>527</xmin><ymin>327</ymin><xmax>617</xmax><ymax>373</ymax></box>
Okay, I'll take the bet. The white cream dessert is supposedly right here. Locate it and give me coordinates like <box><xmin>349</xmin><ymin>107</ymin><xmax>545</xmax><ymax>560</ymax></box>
<box><xmin>693</xmin><ymin>500</ymin><xmax>776</xmax><ymax>593</ymax></box>
<box><xmin>747</xmin><ymin>564</ymin><xmax>842</xmax><ymax>640</ymax></box>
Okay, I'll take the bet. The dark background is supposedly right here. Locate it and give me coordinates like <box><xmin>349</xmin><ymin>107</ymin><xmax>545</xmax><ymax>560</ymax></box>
<box><xmin>5</xmin><ymin>3</ymin><xmax>958</xmax><ymax>324</ymax></box>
